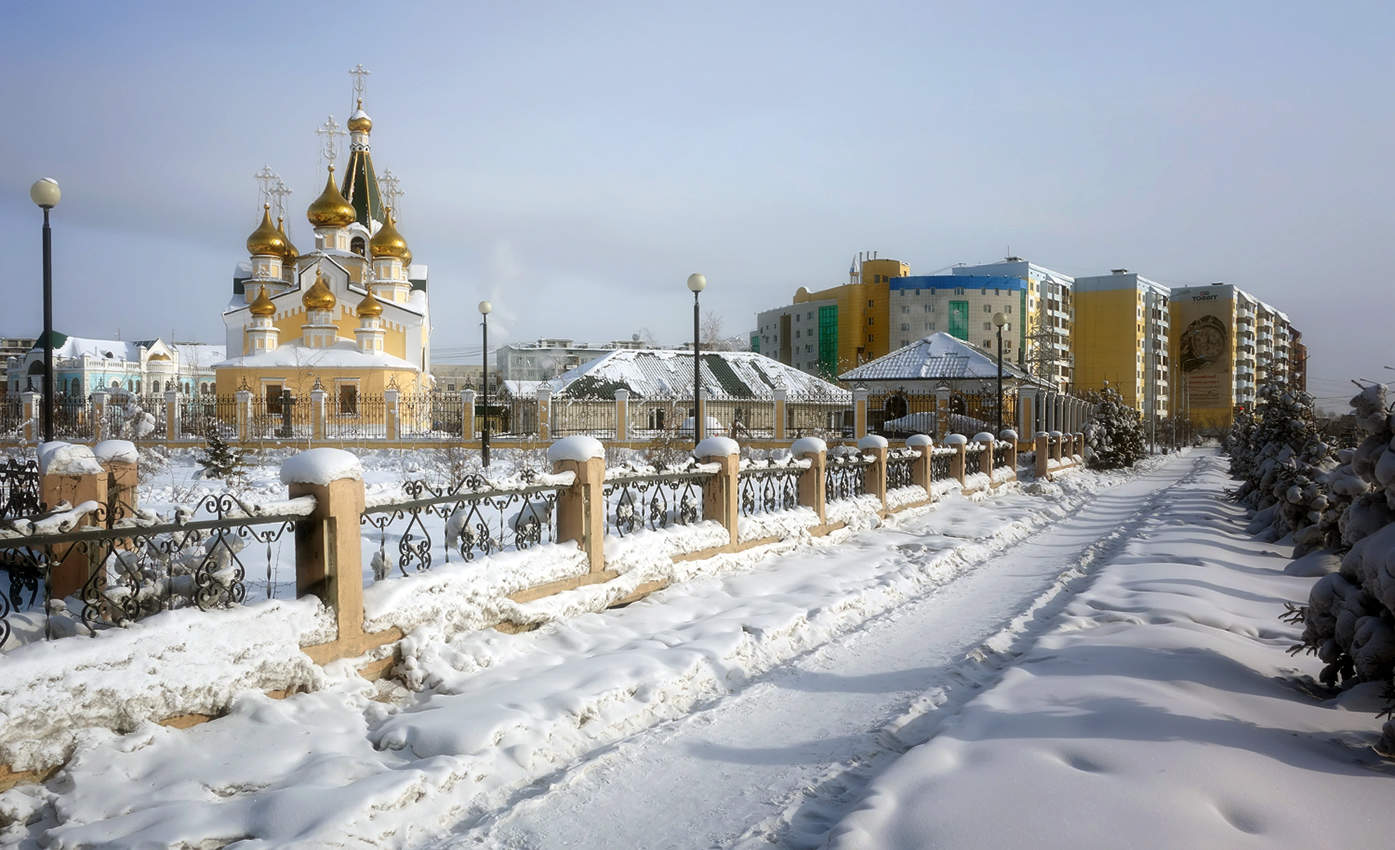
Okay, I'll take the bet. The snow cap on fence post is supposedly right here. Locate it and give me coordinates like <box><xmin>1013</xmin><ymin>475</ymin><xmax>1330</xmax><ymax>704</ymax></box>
<box><xmin>549</xmin><ymin>436</ymin><xmax>607</xmax><ymax>572</ymax></box>
<box><xmin>906</xmin><ymin>434</ymin><xmax>933</xmax><ymax>493</ymax></box>
<box><xmin>38</xmin><ymin>441</ymin><xmax>109</xmax><ymax>598</ymax></box>
<box><xmin>973</xmin><ymin>432</ymin><xmax>995</xmax><ymax>478</ymax></box>
<box><xmin>791</xmin><ymin>436</ymin><xmax>828</xmax><ymax>525</ymax></box>
<box><xmin>944</xmin><ymin>433</ymin><xmax>968</xmax><ymax>485</ymax></box>
<box><xmin>696</xmin><ymin>436</ymin><xmax>740</xmax><ymax>546</ymax></box>
<box><xmin>858</xmin><ymin>434</ymin><xmax>890</xmax><ymax>513</ymax></box>
<box><xmin>1035</xmin><ymin>431</ymin><xmax>1050</xmax><ymax>479</ymax></box>
<box><xmin>283</xmin><ymin>448</ymin><xmax>366</xmax><ymax>651</ymax></box>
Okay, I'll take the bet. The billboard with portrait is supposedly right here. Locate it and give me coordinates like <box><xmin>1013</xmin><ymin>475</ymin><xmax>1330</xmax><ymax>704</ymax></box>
<box><xmin>1173</xmin><ymin>289</ymin><xmax>1233</xmax><ymax>411</ymax></box>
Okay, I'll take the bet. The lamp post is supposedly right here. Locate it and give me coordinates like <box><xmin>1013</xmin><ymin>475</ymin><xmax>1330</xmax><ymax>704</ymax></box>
<box><xmin>479</xmin><ymin>300</ymin><xmax>492</xmax><ymax>468</ymax></box>
<box><xmin>687</xmin><ymin>273</ymin><xmax>706</xmax><ymax>446</ymax></box>
<box><xmin>993</xmin><ymin>311</ymin><xmax>1007</xmax><ymax>434</ymax></box>
<box><xmin>30</xmin><ymin>178</ymin><xmax>60</xmax><ymax>444</ymax></box>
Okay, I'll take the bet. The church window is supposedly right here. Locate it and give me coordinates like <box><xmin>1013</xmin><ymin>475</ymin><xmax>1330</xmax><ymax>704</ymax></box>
<box><xmin>351</xmin><ymin>236</ymin><xmax>367</xmax><ymax>257</ymax></box>
<box><xmin>338</xmin><ymin>383</ymin><xmax>358</xmax><ymax>415</ymax></box>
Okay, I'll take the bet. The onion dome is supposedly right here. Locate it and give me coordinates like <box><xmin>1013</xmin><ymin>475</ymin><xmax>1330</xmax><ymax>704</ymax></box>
<box><xmin>347</xmin><ymin>99</ymin><xmax>372</xmax><ymax>133</ymax></box>
<box><xmin>306</xmin><ymin>166</ymin><xmax>355</xmax><ymax>229</ymax></box>
<box><xmin>277</xmin><ymin>217</ymin><xmax>298</xmax><ymax>264</ymax></box>
<box><xmin>356</xmin><ymin>287</ymin><xmax>383</xmax><ymax>318</ymax></box>
<box><xmin>245</xmin><ymin>204</ymin><xmax>286</xmax><ymax>256</ymax></box>
<box><xmin>302</xmin><ymin>271</ymin><xmax>337</xmax><ymax>310</ymax></box>
<box><xmin>248</xmin><ymin>285</ymin><xmax>276</xmax><ymax>317</ymax></box>
<box><xmin>369</xmin><ymin>207</ymin><xmax>410</xmax><ymax>260</ymax></box>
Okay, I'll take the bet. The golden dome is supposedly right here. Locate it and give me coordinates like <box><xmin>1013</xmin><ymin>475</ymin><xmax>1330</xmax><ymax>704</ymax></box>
<box><xmin>245</xmin><ymin>204</ymin><xmax>286</xmax><ymax>256</ymax></box>
<box><xmin>347</xmin><ymin>99</ymin><xmax>372</xmax><ymax>133</ymax></box>
<box><xmin>356</xmin><ymin>287</ymin><xmax>383</xmax><ymax>318</ymax></box>
<box><xmin>306</xmin><ymin>166</ymin><xmax>355</xmax><ymax>229</ymax></box>
<box><xmin>302</xmin><ymin>271</ymin><xmax>337</xmax><ymax>310</ymax></box>
<box><xmin>369</xmin><ymin>207</ymin><xmax>410</xmax><ymax>261</ymax></box>
<box><xmin>248</xmin><ymin>285</ymin><xmax>276</xmax><ymax>317</ymax></box>
<box><xmin>277</xmin><ymin>217</ymin><xmax>299</xmax><ymax>264</ymax></box>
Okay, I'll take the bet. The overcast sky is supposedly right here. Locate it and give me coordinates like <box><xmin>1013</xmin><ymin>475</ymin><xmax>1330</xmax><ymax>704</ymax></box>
<box><xmin>1</xmin><ymin>1</ymin><xmax>1389</xmax><ymax>407</ymax></box>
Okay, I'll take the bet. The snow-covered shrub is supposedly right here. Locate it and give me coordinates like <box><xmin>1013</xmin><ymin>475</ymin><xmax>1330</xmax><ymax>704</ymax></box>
<box><xmin>196</xmin><ymin>431</ymin><xmax>248</xmax><ymax>481</ymax></box>
<box><xmin>1081</xmin><ymin>387</ymin><xmax>1145</xmax><ymax>470</ymax></box>
<box><xmin>1228</xmin><ymin>384</ymin><xmax>1337</xmax><ymax>546</ymax></box>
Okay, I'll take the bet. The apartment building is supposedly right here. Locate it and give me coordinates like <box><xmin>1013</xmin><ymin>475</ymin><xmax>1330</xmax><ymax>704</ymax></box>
<box><xmin>497</xmin><ymin>336</ymin><xmax>654</xmax><ymax>382</ymax></box>
<box><xmin>1072</xmin><ymin>269</ymin><xmax>1170</xmax><ymax>418</ymax></box>
<box><xmin>951</xmin><ymin>258</ymin><xmax>1074</xmax><ymax>390</ymax></box>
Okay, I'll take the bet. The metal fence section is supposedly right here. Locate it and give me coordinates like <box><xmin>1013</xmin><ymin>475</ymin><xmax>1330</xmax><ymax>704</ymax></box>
<box><xmin>324</xmin><ymin>394</ymin><xmax>387</xmax><ymax>441</ymax></box>
<box><xmin>930</xmin><ymin>446</ymin><xmax>956</xmax><ymax>481</ymax></box>
<box><xmin>0</xmin><ymin>457</ymin><xmax>42</xmax><ymax>521</ymax></box>
<box><xmin>870</xmin><ymin>391</ymin><xmax>938</xmax><ymax>438</ymax></box>
<box><xmin>551</xmin><ymin>399</ymin><xmax>616</xmax><ymax>439</ymax></box>
<box><xmin>360</xmin><ymin>470</ymin><xmax>569</xmax><ymax>577</ymax></box>
<box><xmin>601</xmin><ymin>462</ymin><xmax>712</xmax><ymax>536</ymax></box>
<box><xmin>0</xmin><ymin>399</ymin><xmax>22</xmax><ymax>437</ymax></box>
<box><xmin>52</xmin><ymin>398</ymin><xmax>93</xmax><ymax>441</ymax></box>
<box><xmin>886</xmin><ymin>449</ymin><xmax>916</xmax><ymax>490</ymax></box>
<box><xmin>180</xmin><ymin>397</ymin><xmax>238</xmax><ymax>441</ymax></box>
<box><xmin>824</xmin><ymin>449</ymin><xmax>871</xmax><ymax>502</ymax></box>
<box><xmin>0</xmin><ymin>494</ymin><xmax>310</xmax><ymax>648</ymax></box>
<box><xmin>736</xmin><ymin>458</ymin><xmax>804</xmax><ymax>517</ymax></box>
<box><xmin>993</xmin><ymin>443</ymin><xmax>1013</xmax><ymax>470</ymax></box>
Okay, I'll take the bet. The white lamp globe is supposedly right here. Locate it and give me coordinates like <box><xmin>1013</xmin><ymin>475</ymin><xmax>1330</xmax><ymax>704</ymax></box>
<box><xmin>478</xmin><ymin>300</ymin><xmax>492</xmax><ymax>315</ymax></box>
<box><xmin>30</xmin><ymin>178</ymin><xmax>61</xmax><ymax>209</ymax></box>
<box><xmin>993</xmin><ymin>311</ymin><xmax>1007</xmax><ymax>328</ymax></box>
<box><xmin>686</xmin><ymin>273</ymin><xmax>707</xmax><ymax>293</ymax></box>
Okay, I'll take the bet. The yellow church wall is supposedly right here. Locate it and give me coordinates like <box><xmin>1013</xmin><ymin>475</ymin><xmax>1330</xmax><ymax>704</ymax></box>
<box><xmin>248</xmin><ymin>306</ymin><xmax>412</xmax><ymax>362</ymax></box>
<box><xmin>214</xmin><ymin>366</ymin><xmax>426</xmax><ymax>414</ymax></box>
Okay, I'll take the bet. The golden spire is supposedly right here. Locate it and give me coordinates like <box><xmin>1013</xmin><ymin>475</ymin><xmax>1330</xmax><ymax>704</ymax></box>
<box><xmin>347</xmin><ymin>98</ymin><xmax>373</xmax><ymax>133</ymax></box>
<box><xmin>302</xmin><ymin>269</ymin><xmax>337</xmax><ymax>310</ymax></box>
<box><xmin>306</xmin><ymin>165</ymin><xmax>355</xmax><ymax>228</ymax></box>
<box><xmin>248</xmin><ymin>285</ymin><xmax>276</xmax><ymax>317</ymax></box>
<box><xmin>369</xmin><ymin>207</ymin><xmax>410</xmax><ymax>260</ymax></box>
<box><xmin>356</xmin><ymin>287</ymin><xmax>383</xmax><ymax>318</ymax></box>
<box><xmin>277</xmin><ymin>216</ymin><xmax>299</xmax><ymax>264</ymax></box>
<box><xmin>245</xmin><ymin>204</ymin><xmax>286</xmax><ymax>256</ymax></box>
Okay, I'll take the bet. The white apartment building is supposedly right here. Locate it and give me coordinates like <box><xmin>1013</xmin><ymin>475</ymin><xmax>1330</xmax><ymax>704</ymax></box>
<box><xmin>952</xmin><ymin>258</ymin><xmax>1075</xmax><ymax>390</ymax></box>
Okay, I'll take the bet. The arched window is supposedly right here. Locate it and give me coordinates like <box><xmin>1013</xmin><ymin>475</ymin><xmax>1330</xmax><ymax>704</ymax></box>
<box><xmin>152</xmin><ymin>380</ymin><xmax>160</xmax><ymax>394</ymax></box>
<box><xmin>69</xmin><ymin>377</ymin><xmax>79</xmax><ymax>396</ymax></box>
<box><xmin>351</xmin><ymin>236</ymin><xmax>366</xmax><ymax>257</ymax></box>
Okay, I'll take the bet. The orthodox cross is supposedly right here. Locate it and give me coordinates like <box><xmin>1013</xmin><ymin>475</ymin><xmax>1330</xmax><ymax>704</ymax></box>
<box><xmin>269</xmin><ymin>179</ymin><xmax>293</xmax><ymax>223</ymax></box>
<box><xmin>316</xmin><ymin>114</ymin><xmax>345</xmax><ymax>169</ymax></box>
<box><xmin>350</xmin><ymin>63</ymin><xmax>371</xmax><ymax>103</ymax></box>
<box><xmin>380</xmin><ymin>169</ymin><xmax>403</xmax><ymax>215</ymax></box>
<box><xmin>253</xmin><ymin>164</ymin><xmax>278</xmax><ymax>211</ymax></box>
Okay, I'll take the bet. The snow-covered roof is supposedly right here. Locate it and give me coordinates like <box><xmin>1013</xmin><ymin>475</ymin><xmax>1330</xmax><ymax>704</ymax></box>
<box><xmin>169</xmin><ymin>343</ymin><xmax>226</xmax><ymax>369</ymax></box>
<box><xmin>840</xmin><ymin>333</ymin><xmax>1037</xmax><ymax>383</ymax></box>
<box><xmin>45</xmin><ymin>335</ymin><xmax>145</xmax><ymax>362</ymax></box>
<box><xmin>502</xmin><ymin>379</ymin><xmax>551</xmax><ymax>398</ymax></box>
<box><xmin>215</xmin><ymin>340</ymin><xmax>418</xmax><ymax>371</ymax></box>
<box><xmin>551</xmin><ymin>349</ymin><xmax>850</xmax><ymax>401</ymax></box>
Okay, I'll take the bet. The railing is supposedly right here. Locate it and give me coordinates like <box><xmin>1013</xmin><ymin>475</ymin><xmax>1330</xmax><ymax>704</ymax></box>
<box><xmin>602</xmin><ymin>461</ymin><xmax>712</xmax><ymax>536</ymax></box>
<box><xmin>400</xmin><ymin>393</ymin><xmax>462</xmax><ymax>440</ymax></box>
<box><xmin>0</xmin><ymin>457</ymin><xmax>42</xmax><ymax>520</ymax></box>
<box><xmin>105</xmin><ymin>397</ymin><xmax>162</xmax><ymax>440</ymax></box>
<box><xmin>825</xmin><ymin>449</ymin><xmax>870</xmax><ymax>502</ymax></box>
<box><xmin>930</xmin><ymin>446</ymin><xmax>956</xmax><ymax>481</ymax></box>
<box><xmin>0</xmin><ymin>399</ymin><xmax>22</xmax><ymax>436</ymax></box>
<box><xmin>993</xmin><ymin>443</ymin><xmax>1012</xmax><ymax>469</ymax></box>
<box><xmin>52</xmin><ymin>398</ymin><xmax>94</xmax><ymax>441</ymax></box>
<box><xmin>704</xmin><ymin>399</ymin><xmax>776</xmax><ymax>440</ymax></box>
<box><xmin>887</xmin><ymin>448</ymin><xmax>916</xmax><ymax>490</ymax></box>
<box><xmin>964</xmin><ymin>441</ymin><xmax>987</xmax><ymax>455</ymax></box>
<box><xmin>179</xmin><ymin>397</ymin><xmax>238</xmax><ymax>440</ymax></box>
<box><xmin>0</xmin><ymin>494</ymin><xmax>310</xmax><ymax>648</ymax></box>
<box><xmin>552</xmin><ymin>399</ymin><xmax>617</xmax><ymax>439</ymax></box>
<box><xmin>360</xmin><ymin>470</ymin><xmax>572</xmax><ymax>577</ymax></box>
<box><xmin>736</xmin><ymin>458</ymin><xmax>805</xmax><ymax>517</ymax></box>
<box><xmin>325</xmin><ymin>394</ymin><xmax>387</xmax><ymax>441</ymax></box>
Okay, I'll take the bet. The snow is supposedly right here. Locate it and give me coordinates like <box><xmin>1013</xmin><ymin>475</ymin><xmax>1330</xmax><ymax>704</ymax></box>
<box><xmin>999</xmin><ymin>428</ymin><xmax>1018</xmax><ymax>442</ymax></box>
<box><xmin>91</xmin><ymin>439</ymin><xmax>138</xmax><ymax>464</ymax></box>
<box><xmin>36</xmin><ymin>441</ymin><xmax>103</xmax><ymax>477</ymax></box>
<box><xmin>279</xmin><ymin>447</ymin><xmax>364</xmax><ymax>486</ymax></box>
<box><xmin>972</xmin><ymin>431</ymin><xmax>995</xmax><ymax>442</ymax></box>
<box><xmin>695</xmin><ymin>435</ymin><xmax>740</xmax><ymax>458</ymax></box>
<box><xmin>215</xmin><ymin>339</ymin><xmax>418</xmax><ymax>370</ymax></box>
<box><xmin>886</xmin><ymin>484</ymin><xmax>929</xmax><ymax>509</ymax></box>
<box><xmin>545</xmin><ymin>435</ymin><xmax>604</xmax><ymax>464</ymax></box>
<box><xmin>790</xmin><ymin>436</ymin><xmax>827</xmax><ymax>456</ymax></box>
<box><xmin>857</xmin><ymin>434</ymin><xmax>889</xmax><ymax>450</ymax></box>
<box><xmin>906</xmin><ymin>434</ymin><xmax>933</xmax><ymax>449</ymax></box>
<box><xmin>943</xmin><ymin>433</ymin><xmax>967</xmax><ymax>446</ymax></box>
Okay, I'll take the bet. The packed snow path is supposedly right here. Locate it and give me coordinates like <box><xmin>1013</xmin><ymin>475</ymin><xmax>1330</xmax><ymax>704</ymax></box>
<box><xmin>431</xmin><ymin>453</ymin><xmax>1207</xmax><ymax>849</ymax></box>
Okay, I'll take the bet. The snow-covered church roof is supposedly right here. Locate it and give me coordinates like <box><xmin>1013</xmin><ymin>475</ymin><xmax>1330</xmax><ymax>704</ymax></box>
<box><xmin>550</xmin><ymin>349</ymin><xmax>850</xmax><ymax>401</ymax></box>
<box><xmin>840</xmin><ymin>333</ymin><xmax>1038</xmax><ymax>383</ymax></box>
<box><xmin>215</xmin><ymin>340</ymin><xmax>416</xmax><ymax>371</ymax></box>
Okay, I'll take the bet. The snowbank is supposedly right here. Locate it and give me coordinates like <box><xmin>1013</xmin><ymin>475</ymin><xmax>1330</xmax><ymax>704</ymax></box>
<box><xmin>37</xmin><ymin>442</ymin><xmax>103</xmax><ymax>477</ymax></box>
<box><xmin>92</xmin><ymin>439</ymin><xmax>138</xmax><ymax>464</ymax></box>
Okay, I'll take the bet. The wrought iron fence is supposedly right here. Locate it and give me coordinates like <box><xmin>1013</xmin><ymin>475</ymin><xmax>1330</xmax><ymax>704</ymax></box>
<box><xmin>825</xmin><ymin>450</ymin><xmax>870</xmax><ymax>502</ymax></box>
<box><xmin>870</xmin><ymin>391</ymin><xmax>938</xmax><ymax>438</ymax></box>
<box><xmin>0</xmin><ymin>399</ymin><xmax>23</xmax><ymax>437</ymax></box>
<box><xmin>52</xmin><ymin>398</ymin><xmax>93</xmax><ymax>441</ymax></box>
<box><xmin>360</xmin><ymin>470</ymin><xmax>568</xmax><ymax>577</ymax></box>
<box><xmin>736</xmin><ymin>459</ymin><xmax>804</xmax><ymax>517</ymax></box>
<box><xmin>405</xmin><ymin>392</ymin><xmax>463</xmax><ymax>440</ymax></box>
<box><xmin>0</xmin><ymin>457</ymin><xmax>42</xmax><ymax>520</ymax></box>
<box><xmin>496</xmin><ymin>396</ymin><xmax>539</xmax><ymax>438</ymax></box>
<box><xmin>103</xmin><ymin>396</ymin><xmax>163</xmax><ymax>441</ymax></box>
<box><xmin>324</xmin><ymin>394</ymin><xmax>387</xmax><ymax>441</ymax></box>
<box><xmin>249</xmin><ymin>394</ymin><xmax>313</xmax><ymax>441</ymax></box>
<box><xmin>704</xmin><ymin>399</ymin><xmax>776</xmax><ymax>440</ymax></box>
<box><xmin>0</xmin><ymin>494</ymin><xmax>309</xmax><ymax>648</ymax></box>
<box><xmin>551</xmin><ymin>399</ymin><xmax>617</xmax><ymax>439</ymax></box>
<box><xmin>930</xmin><ymin>446</ymin><xmax>956</xmax><ymax>482</ymax></box>
<box><xmin>992</xmin><ymin>443</ymin><xmax>1013</xmax><ymax>470</ymax></box>
<box><xmin>787</xmin><ymin>392</ymin><xmax>850</xmax><ymax>438</ymax></box>
<box><xmin>887</xmin><ymin>449</ymin><xmax>916</xmax><ymax>490</ymax></box>
<box><xmin>602</xmin><ymin>461</ymin><xmax>712</xmax><ymax>536</ymax></box>
<box><xmin>180</xmin><ymin>397</ymin><xmax>238</xmax><ymax>441</ymax></box>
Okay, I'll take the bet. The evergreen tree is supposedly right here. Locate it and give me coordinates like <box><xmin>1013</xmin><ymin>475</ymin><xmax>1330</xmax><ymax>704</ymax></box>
<box><xmin>196</xmin><ymin>430</ymin><xmax>247</xmax><ymax>481</ymax></box>
<box><xmin>1081</xmin><ymin>387</ymin><xmax>1146</xmax><ymax>470</ymax></box>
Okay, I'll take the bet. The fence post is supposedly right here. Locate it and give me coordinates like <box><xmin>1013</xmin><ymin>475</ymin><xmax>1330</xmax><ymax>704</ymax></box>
<box><xmin>310</xmin><ymin>385</ymin><xmax>326</xmax><ymax>441</ymax></box>
<box><xmin>461</xmin><ymin>389</ymin><xmax>476</xmax><ymax>442</ymax></box>
<box><xmin>697</xmin><ymin>436</ymin><xmax>740</xmax><ymax>547</ymax></box>
<box><xmin>38</xmin><ymin>442</ymin><xmax>109</xmax><ymax>598</ymax></box>
<box><xmin>858</xmin><ymin>434</ymin><xmax>889</xmax><ymax>513</ymax></box>
<box><xmin>853</xmin><ymin>387</ymin><xmax>868</xmax><ymax>440</ymax></box>
<box><xmin>548</xmin><ymin>436</ymin><xmax>606</xmax><ymax>571</ymax></box>
<box><xmin>285</xmin><ymin>448</ymin><xmax>366</xmax><ymax>647</ymax></box>
<box><xmin>536</xmin><ymin>387</ymin><xmax>552</xmax><ymax>443</ymax></box>
<box><xmin>1050</xmin><ymin>430</ymin><xmax>1063</xmax><ymax>462</ymax></box>
<box><xmin>91</xmin><ymin>390</ymin><xmax>107</xmax><ymax>443</ymax></box>
<box><xmin>935</xmin><ymin>385</ymin><xmax>951</xmax><ymax>441</ymax></box>
<box><xmin>164</xmin><ymin>390</ymin><xmax>179</xmax><ymax>446</ymax></box>
<box><xmin>236</xmin><ymin>388</ymin><xmax>252</xmax><ymax>441</ymax></box>
<box><xmin>21</xmin><ymin>391</ymin><xmax>39</xmax><ymax>444</ymax></box>
<box><xmin>974</xmin><ymin>432</ymin><xmax>994</xmax><ymax>483</ymax></box>
<box><xmin>945</xmin><ymin>433</ymin><xmax>967</xmax><ymax>485</ymax></box>
<box><xmin>384</xmin><ymin>387</ymin><xmax>400</xmax><ymax>441</ymax></box>
<box><xmin>93</xmin><ymin>439</ymin><xmax>138</xmax><ymax>524</ymax></box>
<box><xmin>614</xmin><ymin>389</ymin><xmax>628</xmax><ymax>442</ymax></box>
<box><xmin>998</xmin><ymin>428</ymin><xmax>1018</xmax><ymax>472</ymax></box>
<box><xmin>907</xmin><ymin>434</ymin><xmax>933</xmax><ymax>495</ymax></box>
<box><xmin>773</xmin><ymin>388</ymin><xmax>787</xmax><ymax>442</ymax></box>
<box><xmin>1036</xmin><ymin>431</ymin><xmax>1050</xmax><ymax>479</ymax></box>
<box><xmin>792</xmin><ymin>436</ymin><xmax>827</xmax><ymax>526</ymax></box>
<box><xmin>1018</xmin><ymin>386</ymin><xmax>1036</xmax><ymax>437</ymax></box>
<box><xmin>1075</xmin><ymin>431</ymin><xmax>1085</xmax><ymax>460</ymax></box>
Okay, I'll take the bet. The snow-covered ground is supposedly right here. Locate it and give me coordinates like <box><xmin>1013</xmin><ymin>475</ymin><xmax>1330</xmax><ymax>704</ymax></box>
<box><xmin>2</xmin><ymin>449</ymin><xmax>1385</xmax><ymax>848</ymax></box>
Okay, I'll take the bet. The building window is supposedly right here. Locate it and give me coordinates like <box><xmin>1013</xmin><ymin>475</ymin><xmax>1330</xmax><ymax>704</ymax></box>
<box><xmin>900</xmin><ymin>305</ymin><xmax>909</xmax><ymax>314</ymax></box>
<box><xmin>983</xmin><ymin>321</ymin><xmax>992</xmax><ymax>330</ymax></box>
<box><xmin>867</xmin><ymin>317</ymin><xmax>874</xmax><ymax>326</ymax></box>
<box><xmin>867</xmin><ymin>299</ymin><xmax>874</xmax><ymax>307</ymax></box>
<box><xmin>900</xmin><ymin>322</ymin><xmax>909</xmax><ymax>331</ymax></box>
<box><xmin>338</xmin><ymin>384</ymin><xmax>359</xmax><ymax>415</ymax></box>
<box><xmin>1005</xmin><ymin>305</ymin><xmax>1012</xmax><ymax>314</ymax></box>
<box><xmin>954</xmin><ymin>288</ymin><xmax>964</xmax><ymax>296</ymax></box>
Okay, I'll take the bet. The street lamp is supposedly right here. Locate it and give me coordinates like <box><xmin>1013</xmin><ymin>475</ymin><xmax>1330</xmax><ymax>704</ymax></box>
<box><xmin>687</xmin><ymin>273</ymin><xmax>706</xmax><ymax>445</ymax></box>
<box><xmin>993</xmin><ymin>311</ymin><xmax>1008</xmax><ymax>434</ymax></box>
<box><xmin>479</xmin><ymin>300</ymin><xmax>492</xmax><ymax>468</ymax></box>
<box><xmin>30</xmin><ymin>178</ymin><xmax>60</xmax><ymax>444</ymax></box>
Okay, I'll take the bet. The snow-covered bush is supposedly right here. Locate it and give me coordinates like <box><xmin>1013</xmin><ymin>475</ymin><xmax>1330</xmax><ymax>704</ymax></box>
<box><xmin>1081</xmin><ymin>387</ymin><xmax>1145</xmax><ymax>470</ymax></box>
<box><xmin>1228</xmin><ymin>384</ymin><xmax>1337</xmax><ymax>547</ymax></box>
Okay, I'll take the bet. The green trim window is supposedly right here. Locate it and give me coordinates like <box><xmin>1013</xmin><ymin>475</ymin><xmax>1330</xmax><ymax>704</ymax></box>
<box><xmin>818</xmin><ymin>305</ymin><xmax>838</xmax><ymax>378</ymax></box>
<box><xmin>948</xmin><ymin>300</ymin><xmax>969</xmax><ymax>340</ymax></box>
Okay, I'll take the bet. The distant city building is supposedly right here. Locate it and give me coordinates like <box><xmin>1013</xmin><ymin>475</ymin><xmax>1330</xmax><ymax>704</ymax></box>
<box><xmin>4</xmin><ymin>333</ymin><xmax>223</xmax><ymax>398</ymax></box>
<box><xmin>1168</xmin><ymin>283</ymin><xmax>1299</xmax><ymax>430</ymax></box>
<box><xmin>429</xmin><ymin>363</ymin><xmax>487</xmax><ymax>392</ymax></box>
<box><xmin>497</xmin><ymin>336</ymin><xmax>655</xmax><ymax>382</ymax></box>
<box><xmin>951</xmin><ymin>258</ymin><xmax>1075</xmax><ymax>391</ymax></box>
<box><xmin>885</xmin><ymin>275</ymin><xmax>1027</xmax><ymax>363</ymax></box>
<box><xmin>1072</xmin><ymin>269</ymin><xmax>1171</xmax><ymax>418</ymax></box>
